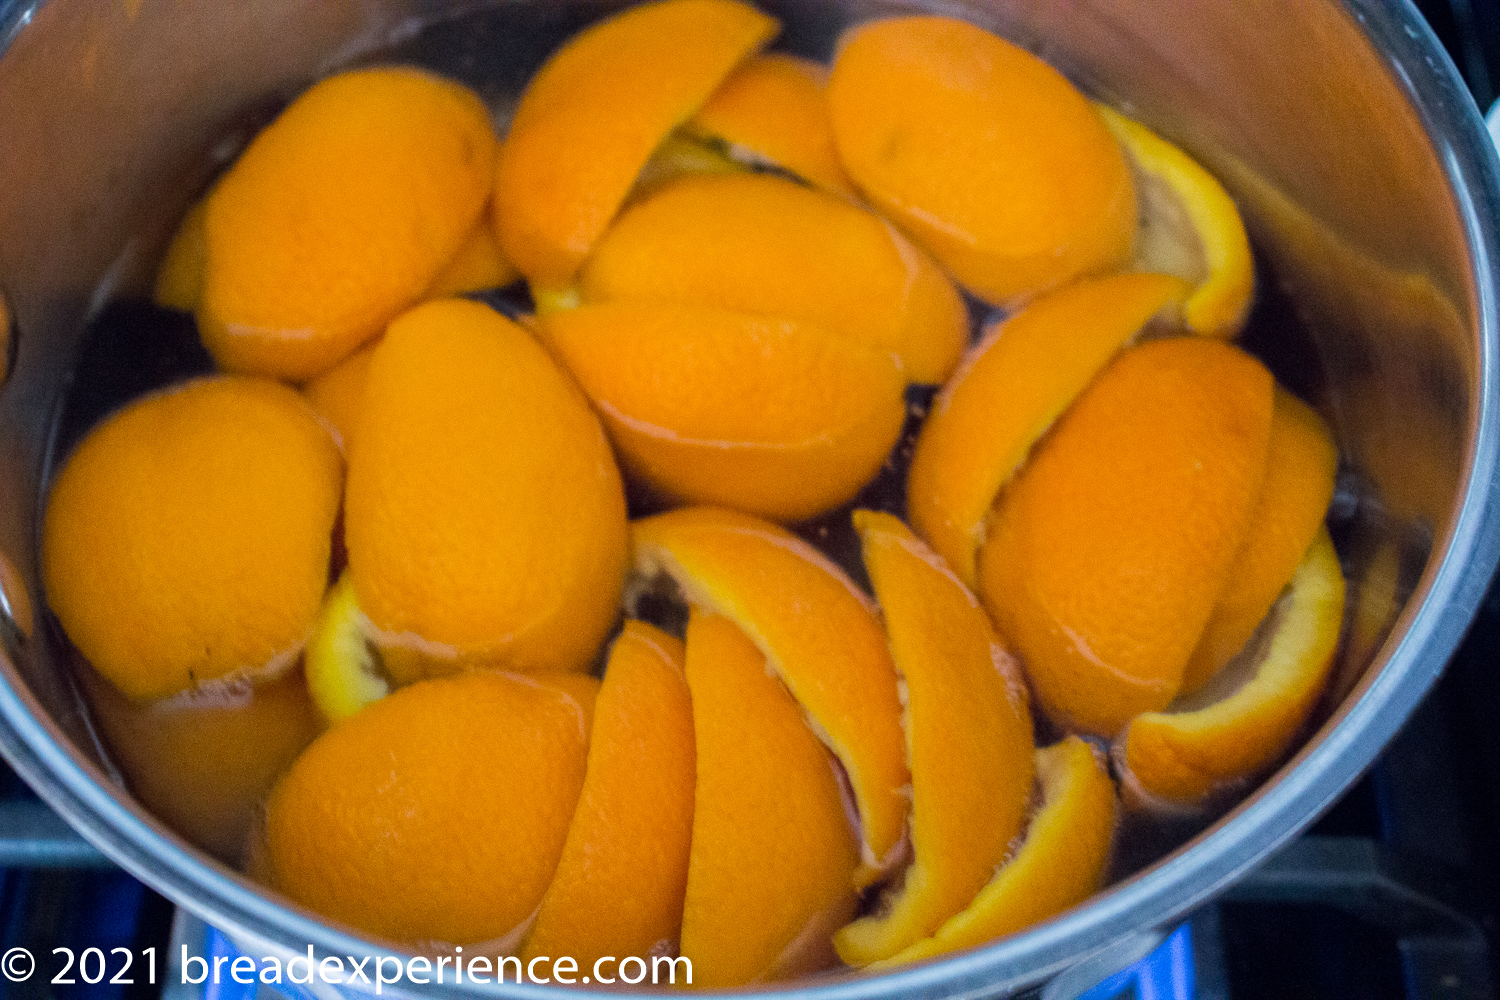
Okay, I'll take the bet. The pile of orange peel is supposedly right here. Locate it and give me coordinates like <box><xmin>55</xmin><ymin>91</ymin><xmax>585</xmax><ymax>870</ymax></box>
<box><xmin>39</xmin><ymin>0</ymin><xmax>1347</xmax><ymax>986</ymax></box>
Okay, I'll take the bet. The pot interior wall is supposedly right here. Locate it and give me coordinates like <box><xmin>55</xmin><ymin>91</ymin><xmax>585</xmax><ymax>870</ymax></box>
<box><xmin>0</xmin><ymin>0</ymin><xmax>1477</xmax><ymax>980</ymax></box>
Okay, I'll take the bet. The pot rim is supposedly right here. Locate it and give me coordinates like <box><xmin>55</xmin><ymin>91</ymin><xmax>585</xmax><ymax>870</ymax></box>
<box><xmin>1</xmin><ymin>0</ymin><xmax>1498</xmax><ymax>997</ymax></box>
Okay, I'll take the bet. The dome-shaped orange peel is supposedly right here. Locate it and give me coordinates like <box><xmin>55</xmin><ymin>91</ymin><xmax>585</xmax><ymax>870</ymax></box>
<box><xmin>1116</xmin><ymin>528</ymin><xmax>1345</xmax><ymax>810</ymax></box>
<box><xmin>522</xmin><ymin>622</ymin><xmax>696</xmax><ymax>970</ymax></box>
<box><xmin>578</xmin><ymin>172</ymin><xmax>969</xmax><ymax>384</ymax></box>
<box><xmin>1181</xmin><ymin>388</ymin><xmax>1338</xmax><ymax>694</ymax></box>
<box><xmin>679</xmin><ymin>609</ymin><xmax>859</xmax><ymax>988</ymax></box>
<box><xmin>542</xmin><ymin>301</ymin><xmax>906</xmax><ymax>523</ymax></box>
<box><xmin>630</xmin><ymin>506</ymin><xmax>909</xmax><ymax>884</ymax></box>
<box><xmin>979</xmin><ymin>337</ymin><xmax>1275</xmax><ymax>738</ymax></box>
<box><xmin>827</xmin><ymin>16</ymin><xmax>1136</xmax><ymax>306</ymax></box>
<box><xmin>907</xmin><ymin>272</ymin><xmax>1190</xmax><ymax>590</ymax></box>
<box><xmin>493</xmin><ymin>0</ymin><xmax>778</xmax><ymax>290</ymax></box>
<box><xmin>873</xmin><ymin>736</ymin><xmax>1117</xmax><ymax>967</ymax></box>
<box><xmin>1094</xmin><ymin>104</ymin><xmax>1255</xmax><ymax>338</ymax></box>
<box><xmin>833</xmin><ymin>511</ymin><xmax>1034</xmax><ymax>965</ymax></box>
<box><xmin>687</xmin><ymin>53</ymin><xmax>858</xmax><ymax>198</ymax></box>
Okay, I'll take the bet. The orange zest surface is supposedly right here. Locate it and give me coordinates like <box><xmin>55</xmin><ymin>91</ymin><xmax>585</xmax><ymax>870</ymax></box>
<box><xmin>344</xmin><ymin>299</ymin><xmax>626</xmax><ymax>679</ymax></box>
<box><xmin>493</xmin><ymin>0</ymin><xmax>778</xmax><ymax>289</ymax></box>
<box><xmin>688</xmin><ymin>53</ymin><xmax>858</xmax><ymax>197</ymax></box>
<box><xmin>877</xmin><ymin>736</ymin><xmax>1117</xmax><ymax>966</ymax></box>
<box><xmin>543</xmin><ymin>302</ymin><xmax>905</xmax><ymax>522</ymax></box>
<box><xmin>835</xmin><ymin>512</ymin><xmax>1034</xmax><ymax>965</ymax></box>
<box><xmin>578</xmin><ymin>172</ymin><xmax>969</xmax><ymax>383</ymax></box>
<box><xmin>979</xmin><ymin>338</ymin><xmax>1274</xmax><ymax>737</ymax></box>
<box><xmin>678</xmin><ymin>610</ymin><xmax>858</xmax><ymax>987</ymax></box>
<box><xmin>301</xmin><ymin>340</ymin><xmax>376</xmax><ymax>454</ymax></box>
<box><xmin>199</xmin><ymin>67</ymin><xmax>496</xmax><ymax>381</ymax></box>
<box><xmin>42</xmin><ymin>376</ymin><xmax>342</xmax><ymax>701</ymax></box>
<box><xmin>265</xmin><ymin>671</ymin><xmax>596</xmax><ymax>946</ymax></box>
<box><xmin>907</xmin><ymin>273</ymin><xmax>1188</xmax><ymax>588</ymax></box>
<box><xmin>1119</xmin><ymin>528</ymin><xmax>1344</xmax><ymax>808</ymax></box>
<box><xmin>1182</xmin><ymin>389</ymin><xmax>1338</xmax><ymax>693</ymax></box>
<box><xmin>1096</xmin><ymin>105</ymin><xmax>1255</xmax><ymax>338</ymax></box>
<box><xmin>522</xmin><ymin>622</ymin><xmax>696</xmax><ymax>968</ymax></box>
<box><xmin>427</xmin><ymin>215</ymin><xmax>520</xmax><ymax>297</ymax></box>
<box><xmin>631</xmin><ymin>507</ymin><xmax>908</xmax><ymax>881</ymax></box>
<box><xmin>827</xmin><ymin>16</ymin><xmax>1135</xmax><ymax>305</ymax></box>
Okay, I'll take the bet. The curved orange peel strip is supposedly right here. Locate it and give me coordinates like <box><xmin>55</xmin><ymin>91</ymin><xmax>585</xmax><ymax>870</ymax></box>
<box><xmin>543</xmin><ymin>302</ymin><xmax>906</xmax><ymax>522</ymax></box>
<box><xmin>579</xmin><ymin>172</ymin><xmax>969</xmax><ymax>384</ymax></box>
<box><xmin>1182</xmin><ymin>388</ymin><xmax>1337</xmax><ymax>693</ymax></box>
<box><xmin>522</xmin><ymin>621</ymin><xmax>695</xmax><ymax>969</ymax></box>
<box><xmin>908</xmin><ymin>272</ymin><xmax>1189</xmax><ymax>589</ymax></box>
<box><xmin>688</xmin><ymin>53</ymin><xmax>858</xmax><ymax>198</ymax></box>
<box><xmin>1117</xmin><ymin>527</ymin><xmax>1345</xmax><ymax>808</ymax></box>
<box><xmin>873</xmin><ymin>736</ymin><xmax>1117</xmax><ymax>967</ymax></box>
<box><xmin>630</xmin><ymin>506</ymin><xmax>908</xmax><ymax>883</ymax></box>
<box><xmin>1095</xmin><ymin>104</ymin><xmax>1254</xmax><ymax>338</ymax></box>
<box><xmin>679</xmin><ymin>610</ymin><xmax>858</xmax><ymax>988</ymax></box>
<box><xmin>493</xmin><ymin>0</ymin><xmax>778</xmax><ymax>289</ymax></box>
<box><xmin>834</xmin><ymin>511</ymin><xmax>1034</xmax><ymax>965</ymax></box>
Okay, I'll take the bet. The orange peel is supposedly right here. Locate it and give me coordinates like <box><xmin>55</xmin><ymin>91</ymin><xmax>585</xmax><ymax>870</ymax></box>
<box><xmin>1117</xmin><ymin>528</ymin><xmax>1345</xmax><ymax>809</ymax></box>
<box><xmin>578</xmin><ymin>172</ymin><xmax>969</xmax><ymax>383</ymax></box>
<box><xmin>678</xmin><ymin>610</ymin><xmax>858</xmax><ymax>988</ymax></box>
<box><xmin>523</xmin><ymin>621</ymin><xmax>695</xmax><ymax>968</ymax></box>
<box><xmin>827</xmin><ymin>16</ymin><xmax>1135</xmax><ymax>305</ymax></box>
<box><xmin>630</xmin><ymin>506</ymin><xmax>908</xmax><ymax>883</ymax></box>
<box><xmin>199</xmin><ymin>67</ymin><xmax>496</xmax><ymax>381</ymax></box>
<box><xmin>542</xmin><ymin>301</ymin><xmax>906</xmax><ymax>522</ymax></box>
<box><xmin>493</xmin><ymin>0</ymin><xmax>778</xmax><ymax>289</ymax></box>
<box><xmin>688</xmin><ymin>53</ymin><xmax>857</xmax><ymax>198</ymax></box>
<box><xmin>1182</xmin><ymin>388</ymin><xmax>1338</xmax><ymax>693</ymax></box>
<box><xmin>1096</xmin><ymin>104</ymin><xmax>1255</xmax><ymax>338</ymax></box>
<box><xmin>834</xmin><ymin>511</ymin><xmax>1034</xmax><ymax>965</ymax></box>
<box><xmin>264</xmin><ymin>670</ymin><xmax>597</xmax><ymax>946</ymax></box>
<box><xmin>301</xmin><ymin>339</ymin><xmax>376</xmax><ymax>454</ymax></box>
<box><xmin>427</xmin><ymin>214</ymin><xmax>520</xmax><ymax>297</ymax></box>
<box><xmin>874</xmin><ymin>737</ymin><xmax>1117</xmax><ymax>967</ymax></box>
<box><xmin>907</xmin><ymin>273</ymin><xmax>1189</xmax><ymax>589</ymax></box>
<box><xmin>979</xmin><ymin>337</ymin><xmax>1274</xmax><ymax>737</ymax></box>
<box><xmin>344</xmin><ymin>298</ymin><xmax>627</xmax><ymax>680</ymax></box>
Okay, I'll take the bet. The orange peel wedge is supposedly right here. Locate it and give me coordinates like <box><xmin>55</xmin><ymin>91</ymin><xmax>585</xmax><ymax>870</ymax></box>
<box><xmin>833</xmin><ymin>511</ymin><xmax>1034</xmax><ymax>965</ymax></box>
<box><xmin>679</xmin><ymin>609</ymin><xmax>858</xmax><ymax>988</ymax></box>
<box><xmin>493</xmin><ymin>0</ymin><xmax>778</xmax><ymax>289</ymax></box>
<box><xmin>827</xmin><ymin>16</ymin><xmax>1136</xmax><ymax>305</ymax></box>
<box><xmin>1116</xmin><ymin>527</ymin><xmax>1345</xmax><ymax>809</ymax></box>
<box><xmin>1096</xmin><ymin>104</ymin><xmax>1254</xmax><ymax>338</ymax></box>
<box><xmin>908</xmin><ymin>272</ymin><xmax>1189</xmax><ymax>589</ymax></box>
<box><xmin>522</xmin><ymin>621</ymin><xmax>695</xmax><ymax>968</ymax></box>
<box><xmin>630</xmin><ymin>506</ymin><xmax>908</xmax><ymax>883</ymax></box>
<box><xmin>542</xmin><ymin>301</ymin><xmax>906</xmax><ymax>522</ymax></box>
<box><xmin>578</xmin><ymin>172</ymin><xmax>968</xmax><ymax>384</ymax></box>
<box><xmin>1182</xmin><ymin>388</ymin><xmax>1338</xmax><ymax>693</ymax></box>
<box><xmin>874</xmin><ymin>736</ymin><xmax>1117</xmax><ymax>967</ymax></box>
<box><xmin>979</xmin><ymin>337</ymin><xmax>1275</xmax><ymax>738</ymax></box>
<box><xmin>688</xmin><ymin>53</ymin><xmax>858</xmax><ymax>198</ymax></box>
<box><xmin>301</xmin><ymin>340</ymin><xmax>376</xmax><ymax>454</ymax></box>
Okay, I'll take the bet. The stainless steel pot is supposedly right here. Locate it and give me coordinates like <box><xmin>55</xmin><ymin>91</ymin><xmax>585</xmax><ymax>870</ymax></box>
<box><xmin>0</xmin><ymin>0</ymin><xmax>1496</xmax><ymax>996</ymax></box>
